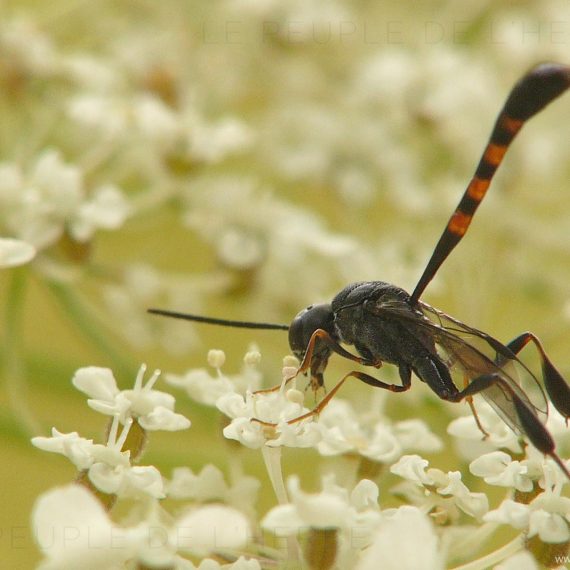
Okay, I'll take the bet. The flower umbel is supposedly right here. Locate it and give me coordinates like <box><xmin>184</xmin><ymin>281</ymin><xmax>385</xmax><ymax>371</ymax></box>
<box><xmin>72</xmin><ymin>363</ymin><xmax>191</xmax><ymax>431</ymax></box>
<box><xmin>32</xmin><ymin>415</ymin><xmax>165</xmax><ymax>500</ymax></box>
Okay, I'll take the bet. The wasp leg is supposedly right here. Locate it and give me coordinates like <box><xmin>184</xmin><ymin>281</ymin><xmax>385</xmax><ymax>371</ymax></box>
<box><xmin>252</xmin><ymin>367</ymin><xmax>411</xmax><ymax>429</ymax></box>
<box><xmin>297</xmin><ymin>329</ymin><xmax>382</xmax><ymax>373</ymax></box>
<box><xmin>286</xmin><ymin>367</ymin><xmax>411</xmax><ymax>425</ymax></box>
<box><xmin>450</xmin><ymin>373</ymin><xmax>570</xmax><ymax>481</ymax></box>
<box><xmin>462</xmin><ymin>372</ymin><xmax>490</xmax><ymax>439</ymax></box>
<box><xmin>254</xmin><ymin>328</ymin><xmax>381</xmax><ymax>396</ymax></box>
<box><xmin>499</xmin><ymin>331</ymin><xmax>570</xmax><ymax>423</ymax></box>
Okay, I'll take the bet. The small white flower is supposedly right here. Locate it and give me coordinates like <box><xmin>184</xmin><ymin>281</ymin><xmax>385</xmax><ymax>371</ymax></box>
<box><xmin>70</xmin><ymin>184</ymin><xmax>130</xmax><ymax>242</ymax></box>
<box><xmin>469</xmin><ymin>451</ymin><xmax>535</xmax><ymax>492</ymax></box>
<box><xmin>391</xmin><ymin>455</ymin><xmax>488</xmax><ymax>520</ymax></box>
<box><xmin>67</xmin><ymin>92</ymin><xmax>180</xmax><ymax>146</ymax></box>
<box><xmin>32</xmin><ymin>429</ymin><xmax>96</xmax><ymax>471</ymax></box>
<box><xmin>132</xmin><ymin>94</ymin><xmax>180</xmax><ymax>144</ymax></box>
<box><xmin>0</xmin><ymin>150</ymin><xmax>129</xmax><ymax>251</ymax></box>
<box><xmin>390</xmin><ymin>454</ymin><xmax>435</xmax><ymax>486</ymax></box>
<box><xmin>217</xmin><ymin>388</ymin><xmax>323</xmax><ymax>449</ymax></box>
<box><xmin>33</xmin><ymin>416</ymin><xmax>165</xmax><ymax>499</ymax></box>
<box><xmin>33</xmin><ymin>486</ymin><xmax>233</xmax><ymax>570</ymax></box>
<box><xmin>167</xmin><ymin>464</ymin><xmax>260</xmax><ymax>515</ymax></box>
<box><xmin>186</xmin><ymin>115</ymin><xmax>254</xmax><ymax>164</ymax></box>
<box><xmin>167</xmin><ymin>348</ymin><xmax>262</xmax><ymax>406</ymax></box>
<box><xmin>166</xmin><ymin>368</ymin><xmax>237</xmax><ymax>406</ymax></box>
<box><xmin>484</xmin><ymin>499</ymin><xmax>532</xmax><ymax>529</ymax></box>
<box><xmin>470</xmin><ymin>446</ymin><xmax>567</xmax><ymax>493</ymax></box>
<box><xmin>66</xmin><ymin>94</ymin><xmax>127</xmax><ymax>138</ymax></box>
<box><xmin>316</xmin><ymin>399</ymin><xmax>442</xmax><ymax>463</ymax></box>
<box><xmin>484</xmin><ymin>465</ymin><xmax>570</xmax><ymax>543</ymax></box>
<box><xmin>437</xmin><ymin>471</ymin><xmax>489</xmax><ymax>519</ymax></box>
<box><xmin>1</xmin><ymin>18</ymin><xmax>58</xmax><ymax>76</ymax></box>
<box><xmin>262</xmin><ymin>474</ymin><xmax>381</xmax><ymax>550</ymax></box>
<box><xmin>0</xmin><ymin>237</ymin><xmax>36</xmax><ymax>267</ymax></box>
<box><xmin>355</xmin><ymin>506</ymin><xmax>444</xmax><ymax>570</ymax></box>
<box><xmin>73</xmin><ymin>364</ymin><xmax>191</xmax><ymax>431</ymax></box>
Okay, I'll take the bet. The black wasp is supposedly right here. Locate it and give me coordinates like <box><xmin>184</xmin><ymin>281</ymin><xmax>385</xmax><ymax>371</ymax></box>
<box><xmin>150</xmin><ymin>63</ymin><xmax>570</xmax><ymax>479</ymax></box>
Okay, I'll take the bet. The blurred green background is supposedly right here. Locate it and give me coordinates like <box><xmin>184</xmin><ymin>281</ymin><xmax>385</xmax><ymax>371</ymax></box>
<box><xmin>0</xmin><ymin>1</ymin><xmax>569</xmax><ymax>567</ymax></box>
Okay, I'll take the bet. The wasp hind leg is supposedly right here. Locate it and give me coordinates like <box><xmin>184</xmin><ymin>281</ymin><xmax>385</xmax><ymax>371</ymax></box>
<box><xmin>500</xmin><ymin>332</ymin><xmax>570</xmax><ymax>423</ymax></box>
<box><xmin>449</xmin><ymin>373</ymin><xmax>570</xmax><ymax>481</ymax></box>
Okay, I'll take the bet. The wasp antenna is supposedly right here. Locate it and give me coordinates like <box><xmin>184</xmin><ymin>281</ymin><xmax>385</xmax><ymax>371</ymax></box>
<box><xmin>411</xmin><ymin>63</ymin><xmax>570</xmax><ymax>303</ymax></box>
<box><xmin>147</xmin><ymin>308</ymin><xmax>290</xmax><ymax>331</ymax></box>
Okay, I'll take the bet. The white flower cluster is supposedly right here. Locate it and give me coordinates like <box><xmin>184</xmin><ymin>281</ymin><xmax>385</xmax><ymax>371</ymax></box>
<box><xmin>0</xmin><ymin>150</ymin><xmax>129</xmax><ymax>266</ymax></box>
<box><xmin>7</xmin><ymin>1</ymin><xmax>570</xmax><ymax>569</ymax></box>
<box><xmin>31</xmin><ymin>364</ymin><xmax>265</xmax><ymax>568</ymax></box>
<box><xmin>31</xmin><ymin>343</ymin><xmax>570</xmax><ymax>570</ymax></box>
<box><xmin>32</xmin><ymin>485</ymin><xmax>257</xmax><ymax>570</ymax></box>
<box><xmin>32</xmin><ymin>365</ymin><xmax>190</xmax><ymax>499</ymax></box>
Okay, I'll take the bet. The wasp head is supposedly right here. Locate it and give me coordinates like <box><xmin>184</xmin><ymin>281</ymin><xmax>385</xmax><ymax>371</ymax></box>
<box><xmin>288</xmin><ymin>303</ymin><xmax>336</xmax><ymax>390</ymax></box>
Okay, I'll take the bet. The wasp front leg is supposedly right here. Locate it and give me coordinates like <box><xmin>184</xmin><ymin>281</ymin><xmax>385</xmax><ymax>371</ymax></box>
<box><xmin>255</xmin><ymin>328</ymin><xmax>382</xmax><ymax>396</ymax></box>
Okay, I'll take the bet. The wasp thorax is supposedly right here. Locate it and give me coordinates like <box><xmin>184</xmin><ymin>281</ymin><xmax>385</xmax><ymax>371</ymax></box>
<box><xmin>288</xmin><ymin>303</ymin><xmax>335</xmax><ymax>360</ymax></box>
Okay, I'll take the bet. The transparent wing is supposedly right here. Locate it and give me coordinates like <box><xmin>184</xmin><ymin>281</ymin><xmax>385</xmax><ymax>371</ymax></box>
<box><xmin>369</xmin><ymin>300</ymin><xmax>548</xmax><ymax>435</ymax></box>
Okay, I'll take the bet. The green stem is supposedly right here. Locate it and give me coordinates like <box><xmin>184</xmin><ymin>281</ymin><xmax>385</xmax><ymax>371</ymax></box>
<box><xmin>450</xmin><ymin>535</ymin><xmax>523</xmax><ymax>570</ymax></box>
<box><xmin>2</xmin><ymin>267</ymin><xmax>40</xmax><ymax>436</ymax></box>
<box><xmin>262</xmin><ymin>445</ymin><xmax>288</xmax><ymax>505</ymax></box>
<box><xmin>261</xmin><ymin>446</ymin><xmax>302</xmax><ymax>566</ymax></box>
<box><xmin>45</xmin><ymin>278</ymin><xmax>135</xmax><ymax>379</ymax></box>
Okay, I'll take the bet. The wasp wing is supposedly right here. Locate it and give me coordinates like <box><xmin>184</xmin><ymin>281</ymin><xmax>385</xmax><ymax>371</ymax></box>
<box><xmin>368</xmin><ymin>299</ymin><xmax>548</xmax><ymax>436</ymax></box>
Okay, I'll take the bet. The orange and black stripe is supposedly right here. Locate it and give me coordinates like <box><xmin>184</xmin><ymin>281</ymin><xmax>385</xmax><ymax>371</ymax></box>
<box><xmin>411</xmin><ymin>63</ymin><xmax>570</xmax><ymax>303</ymax></box>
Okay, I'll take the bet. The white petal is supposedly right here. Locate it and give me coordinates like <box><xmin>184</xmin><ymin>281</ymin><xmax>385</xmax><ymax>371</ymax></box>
<box><xmin>222</xmin><ymin>417</ymin><xmax>265</xmax><ymax>449</ymax></box>
<box><xmin>268</xmin><ymin>420</ymin><xmax>324</xmax><ymax>448</ymax></box>
<box><xmin>32</xmin><ymin>429</ymin><xmax>95</xmax><ymax>470</ymax></box>
<box><xmin>87</xmin><ymin>398</ymin><xmax>126</xmax><ymax>417</ymax></box>
<box><xmin>288</xmin><ymin>475</ymin><xmax>351</xmax><ymax>529</ymax></box>
<box><xmin>216</xmin><ymin>392</ymin><xmax>250</xmax><ymax>419</ymax></box>
<box><xmin>227</xmin><ymin>557</ymin><xmax>262</xmax><ymax>570</ymax></box>
<box><xmin>174</xmin><ymin>505</ymin><xmax>251</xmax><ymax>552</ymax></box>
<box><xmin>356</xmin><ymin>506</ymin><xmax>443</xmax><ymax>570</ymax></box>
<box><xmin>438</xmin><ymin>472</ymin><xmax>488</xmax><ymax>519</ymax></box>
<box><xmin>393</xmin><ymin>419</ymin><xmax>443</xmax><ymax>453</ymax></box>
<box><xmin>121</xmin><ymin>466</ymin><xmax>165</xmax><ymax>499</ymax></box>
<box><xmin>261</xmin><ymin>504</ymin><xmax>305</xmax><ymax>536</ymax></box>
<box><xmin>470</xmin><ymin>452</ymin><xmax>533</xmax><ymax>492</ymax></box>
<box><xmin>72</xmin><ymin>367</ymin><xmax>119</xmax><ymax>400</ymax></box>
<box><xmin>351</xmin><ymin>479</ymin><xmax>380</xmax><ymax>511</ymax></box>
<box><xmin>138</xmin><ymin>406</ymin><xmax>191</xmax><ymax>431</ymax></box>
<box><xmin>32</xmin><ymin>484</ymin><xmax>130</xmax><ymax>569</ymax></box>
<box><xmin>364</xmin><ymin>425</ymin><xmax>401</xmax><ymax>462</ymax></box>
<box><xmin>88</xmin><ymin>463</ymin><xmax>123</xmax><ymax>494</ymax></box>
<box><xmin>0</xmin><ymin>238</ymin><xmax>36</xmax><ymax>267</ymax></box>
<box><xmin>71</xmin><ymin>184</ymin><xmax>130</xmax><ymax>242</ymax></box>
<box><xmin>390</xmin><ymin>454</ymin><xmax>435</xmax><ymax>486</ymax></box>
<box><xmin>167</xmin><ymin>369</ymin><xmax>235</xmax><ymax>406</ymax></box>
<box><xmin>484</xmin><ymin>500</ymin><xmax>529</xmax><ymax>529</ymax></box>
<box><xmin>168</xmin><ymin>465</ymin><xmax>227</xmax><ymax>501</ymax></box>
<box><xmin>317</xmin><ymin>425</ymin><xmax>357</xmax><ymax>456</ymax></box>
<box><xmin>528</xmin><ymin>509</ymin><xmax>570</xmax><ymax>543</ymax></box>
